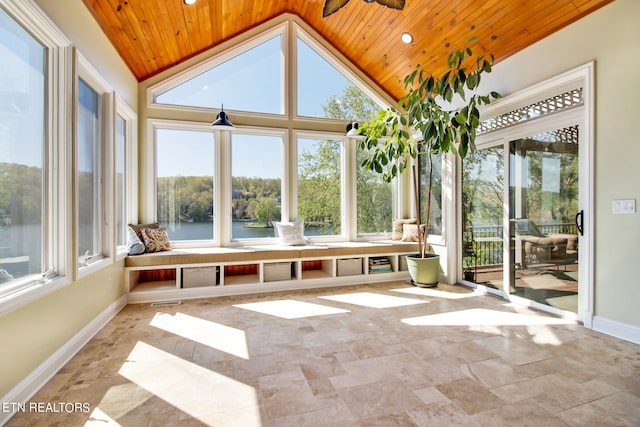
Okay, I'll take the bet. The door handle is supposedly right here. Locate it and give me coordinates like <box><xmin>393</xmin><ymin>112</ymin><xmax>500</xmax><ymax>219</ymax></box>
<box><xmin>575</xmin><ymin>210</ymin><xmax>584</xmax><ymax>236</ymax></box>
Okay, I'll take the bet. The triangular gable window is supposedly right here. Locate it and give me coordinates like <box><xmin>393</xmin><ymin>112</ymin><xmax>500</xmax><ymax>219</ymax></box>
<box><xmin>153</xmin><ymin>30</ymin><xmax>284</xmax><ymax>115</ymax></box>
<box><xmin>296</xmin><ymin>31</ymin><xmax>382</xmax><ymax>121</ymax></box>
<box><xmin>150</xmin><ymin>20</ymin><xmax>385</xmax><ymax>121</ymax></box>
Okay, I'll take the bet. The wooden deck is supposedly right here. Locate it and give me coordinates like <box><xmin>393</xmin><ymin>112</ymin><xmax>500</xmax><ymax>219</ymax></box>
<box><xmin>468</xmin><ymin>262</ymin><xmax>578</xmax><ymax>313</ymax></box>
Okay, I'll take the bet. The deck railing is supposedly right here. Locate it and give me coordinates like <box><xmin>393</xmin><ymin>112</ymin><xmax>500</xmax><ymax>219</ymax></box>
<box><xmin>464</xmin><ymin>222</ymin><xmax>578</xmax><ymax>268</ymax></box>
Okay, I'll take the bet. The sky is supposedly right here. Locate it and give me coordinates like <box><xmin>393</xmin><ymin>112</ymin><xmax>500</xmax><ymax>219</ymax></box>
<box><xmin>1</xmin><ymin>8</ymin><xmax>45</xmax><ymax>169</ymax></box>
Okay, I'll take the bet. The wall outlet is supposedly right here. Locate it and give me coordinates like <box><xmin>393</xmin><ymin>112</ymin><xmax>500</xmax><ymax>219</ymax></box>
<box><xmin>612</xmin><ymin>199</ymin><xmax>636</xmax><ymax>214</ymax></box>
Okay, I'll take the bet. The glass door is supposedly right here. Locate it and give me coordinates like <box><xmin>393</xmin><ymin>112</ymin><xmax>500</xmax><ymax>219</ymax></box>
<box><xmin>461</xmin><ymin>145</ymin><xmax>505</xmax><ymax>290</ymax></box>
<box><xmin>509</xmin><ymin>125</ymin><xmax>580</xmax><ymax>313</ymax></box>
<box><xmin>460</xmin><ymin>76</ymin><xmax>591</xmax><ymax>322</ymax></box>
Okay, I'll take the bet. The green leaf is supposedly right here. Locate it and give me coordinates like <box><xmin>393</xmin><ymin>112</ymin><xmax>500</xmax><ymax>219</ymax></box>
<box><xmin>466</xmin><ymin>73</ymin><xmax>478</xmax><ymax>90</ymax></box>
<box><xmin>444</xmin><ymin>86</ymin><xmax>453</xmax><ymax>102</ymax></box>
<box><xmin>426</xmin><ymin>76</ymin><xmax>434</xmax><ymax>92</ymax></box>
<box><xmin>440</xmin><ymin>70</ymin><xmax>451</xmax><ymax>87</ymax></box>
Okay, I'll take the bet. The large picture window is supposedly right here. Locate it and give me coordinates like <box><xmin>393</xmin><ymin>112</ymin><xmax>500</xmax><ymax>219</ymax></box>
<box><xmin>231</xmin><ymin>133</ymin><xmax>283</xmax><ymax>240</ymax></box>
<box><xmin>156</xmin><ymin>129</ymin><xmax>215</xmax><ymax>241</ymax></box>
<box><xmin>297</xmin><ymin>136</ymin><xmax>342</xmax><ymax>237</ymax></box>
<box><xmin>0</xmin><ymin>8</ymin><xmax>46</xmax><ymax>295</ymax></box>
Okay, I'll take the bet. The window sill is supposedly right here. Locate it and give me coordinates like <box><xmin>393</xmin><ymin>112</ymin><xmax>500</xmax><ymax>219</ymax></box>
<box><xmin>76</xmin><ymin>257</ymin><xmax>113</xmax><ymax>280</ymax></box>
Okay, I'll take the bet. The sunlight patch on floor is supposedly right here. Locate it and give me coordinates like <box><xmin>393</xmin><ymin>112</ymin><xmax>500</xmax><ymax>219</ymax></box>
<box><xmin>150</xmin><ymin>312</ymin><xmax>250</xmax><ymax>359</ymax></box>
<box><xmin>85</xmin><ymin>406</ymin><xmax>122</xmax><ymax>426</ymax></box>
<box><xmin>87</xmin><ymin>382</ymin><xmax>149</xmax><ymax>425</ymax></box>
<box><xmin>519</xmin><ymin>274</ymin><xmax>568</xmax><ymax>290</ymax></box>
<box><xmin>319</xmin><ymin>292</ymin><xmax>429</xmax><ymax>308</ymax></box>
<box><xmin>402</xmin><ymin>308</ymin><xmax>576</xmax><ymax>327</ymax></box>
<box><xmin>391</xmin><ymin>287</ymin><xmax>482</xmax><ymax>299</ymax></box>
<box><xmin>119</xmin><ymin>341</ymin><xmax>261</xmax><ymax>426</ymax></box>
<box><xmin>234</xmin><ymin>299</ymin><xmax>350</xmax><ymax>319</ymax></box>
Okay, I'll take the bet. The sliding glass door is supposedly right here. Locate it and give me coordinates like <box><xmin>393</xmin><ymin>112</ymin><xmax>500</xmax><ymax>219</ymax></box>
<box><xmin>509</xmin><ymin>126</ymin><xmax>580</xmax><ymax>313</ymax></box>
<box><xmin>461</xmin><ymin>124</ymin><xmax>582</xmax><ymax>317</ymax></box>
<box><xmin>459</xmin><ymin>68</ymin><xmax>592</xmax><ymax>322</ymax></box>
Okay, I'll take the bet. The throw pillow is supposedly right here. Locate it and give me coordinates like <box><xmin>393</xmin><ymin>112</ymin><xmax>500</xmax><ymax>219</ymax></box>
<box><xmin>393</xmin><ymin>218</ymin><xmax>417</xmax><ymax>240</ymax></box>
<box><xmin>128</xmin><ymin>222</ymin><xmax>160</xmax><ymax>241</ymax></box>
<box><xmin>274</xmin><ymin>220</ymin><xmax>307</xmax><ymax>246</ymax></box>
<box><xmin>126</xmin><ymin>225</ymin><xmax>146</xmax><ymax>255</ymax></box>
<box><xmin>140</xmin><ymin>227</ymin><xmax>172</xmax><ymax>253</ymax></box>
<box><xmin>401</xmin><ymin>223</ymin><xmax>419</xmax><ymax>242</ymax></box>
<box><xmin>401</xmin><ymin>223</ymin><xmax>426</xmax><ymax>242</ymax></box>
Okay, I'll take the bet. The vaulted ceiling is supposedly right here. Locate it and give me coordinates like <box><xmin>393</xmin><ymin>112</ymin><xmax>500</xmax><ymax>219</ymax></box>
<box><xmin>82</xmin><ymin>0</ymin><xmax>612</xmax><ymax>101</ymax></box>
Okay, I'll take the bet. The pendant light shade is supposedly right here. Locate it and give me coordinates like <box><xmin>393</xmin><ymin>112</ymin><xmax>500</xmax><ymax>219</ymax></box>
<box><xmin>211</xmin><ymin>105</ymin><xmax>234</xmax><ymax>129</ymax></box>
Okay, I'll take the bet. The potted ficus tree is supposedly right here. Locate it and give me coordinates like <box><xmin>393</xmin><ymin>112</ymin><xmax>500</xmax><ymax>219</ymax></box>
<box><xmin>359</xmin><ymin>37</ymin><xmax>501</xmax><ymax>286</ymax></box>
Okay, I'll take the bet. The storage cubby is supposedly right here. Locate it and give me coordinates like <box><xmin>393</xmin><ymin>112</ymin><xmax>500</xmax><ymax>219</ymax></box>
<box><xmin>224</xmin><ymin>263</ymin><xmax>259</xmax><ymax>285</ymax></box>
<box><xmin>301</xmin><ymin>259</ymin><xmax>334</xmax><ymax>279</ymax></box>
<box><xmin>181</xmin><ymin>266</ymin><xmax>220</xmax><ymax>288</ymax></box>
<box><xmin>399</xmin><ymin>255</ymin><xmax>409</xmax><ymax>271</ymax></box>
<box><xmin>130</xmin><ymin>268</ymin><xmax>177</xmax><ymax>292</ymax></box>
<box><xmin>337</xmin><ymin>257</ymin><xmax>363</xmax><ymax>276</ymax></box>
<box><xmin>263</xmin><ymin>261</ymin><xmax>295</xmax><ymax>282</ymax></box>
<box><xmin>368</xmin><ymin>255</ymin><xmax>395</xmax><ymax>274</ymax></box>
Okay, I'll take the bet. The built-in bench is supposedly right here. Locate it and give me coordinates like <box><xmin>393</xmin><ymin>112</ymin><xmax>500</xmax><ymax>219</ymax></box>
<box><xmin>125</xmin><ymin>241</ymin><xmax>419</xmax><ymax>303</ymax></box>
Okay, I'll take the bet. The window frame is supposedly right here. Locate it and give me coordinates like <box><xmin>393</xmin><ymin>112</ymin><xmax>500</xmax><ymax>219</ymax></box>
<box><xmin>293</xmin><ymin>130</ymin><xmax>347</xmax><ymax>242</ymax></box>
<box><xmin>150</xmin><ymin>119</ymin><xmax>221</xmax><ymax>247</ymax></box>
<box><xmin>293</xmin><ymin>24</ymin><xmax>388</xmax><ymax>122</ymax></box>
<box><xmin>142</xmin><ymin>16</ymin><xmax>405</xmax><ymax>246</ymax></box>
<box><xmin>114</xmin><ymin>95</ymin><xmax>138</xmax><ymax>259</ymax></box>
<box><xmin>148</xmin><ymin>23</ymin><xmax>288</xmax><ymax>118</ymax></box>
<box><xmin>0</xmin><ymin>0</ymin><xmax>72</xmax><ymax>314</ymax></box>
<box><xmin>225</xmin><ymin>127</ymin><xmax>288</xmax><ymax>245</ymax></box>
<box><xmin>74</xmin><ymin>52</ymin><xmax>113</xmax><ymax>279</ymax></box>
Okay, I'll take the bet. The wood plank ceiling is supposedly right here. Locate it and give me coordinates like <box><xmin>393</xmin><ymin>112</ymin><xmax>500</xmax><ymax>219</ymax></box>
<box><xmin>82</xmin><ymin>0</ymin><xmax>612</xmax><ymax>101</ymax></box>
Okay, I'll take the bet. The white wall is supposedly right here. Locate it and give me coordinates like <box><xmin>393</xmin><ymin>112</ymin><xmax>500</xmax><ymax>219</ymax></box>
<box><xmin>481</xmin><ymin>0</ymin><xmax>640</xmax><ymax>331</ymax></box>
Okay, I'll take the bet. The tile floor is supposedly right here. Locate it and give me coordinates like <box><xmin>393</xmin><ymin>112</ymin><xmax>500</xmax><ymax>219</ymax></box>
<box><xmin>7</xmin><ymin>281</ymin><xmax>640</xmax><ymax>426</ymax></box>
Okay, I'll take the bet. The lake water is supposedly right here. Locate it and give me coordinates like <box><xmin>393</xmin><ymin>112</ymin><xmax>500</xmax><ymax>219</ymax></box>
<box><xmin>163</xmin><ymin>221</ymin><xmax>337</xmax><ymax>241</ymax></box>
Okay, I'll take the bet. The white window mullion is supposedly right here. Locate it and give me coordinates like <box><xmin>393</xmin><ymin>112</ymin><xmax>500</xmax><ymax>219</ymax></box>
<box><xmin>343</xmin><ymin>138</ymin><xmax>356</xmax><ymax>240</ymax></box>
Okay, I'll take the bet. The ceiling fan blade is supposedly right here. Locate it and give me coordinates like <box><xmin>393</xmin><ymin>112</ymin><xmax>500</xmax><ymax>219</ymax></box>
<box><xmin>323</xmin><ymin>0</ymin><xmax>351</xmax><ymax>17</ymax></box>
<box><xmin>375</xmin><ymin>0</ymin><xmax>406</xmax><ymax>10</ymax></box>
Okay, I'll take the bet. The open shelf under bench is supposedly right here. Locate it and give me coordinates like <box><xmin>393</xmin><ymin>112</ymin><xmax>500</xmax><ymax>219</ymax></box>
<box><xmin>125</xmin><ymin>242</ymin><xmax>418</xmax><ymax>304</ymax></box>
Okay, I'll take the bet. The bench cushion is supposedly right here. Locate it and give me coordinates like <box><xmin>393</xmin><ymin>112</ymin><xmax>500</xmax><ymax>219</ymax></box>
<box><xmin>125</xmin><ymin>242</ymin><xmax>419</xmax><ymax>268</ymax></box>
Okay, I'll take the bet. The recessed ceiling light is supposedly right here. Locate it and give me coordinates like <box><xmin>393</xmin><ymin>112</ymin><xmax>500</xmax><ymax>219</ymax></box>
<box><xmin>401</xmin><ymin>32</ymin><xmax>413</xmax><ymax>44</ymax></box>
<box><xmin>184</xmin><ymin>0</ymin><xmax>196</xmax><ymax>5</ymax></box>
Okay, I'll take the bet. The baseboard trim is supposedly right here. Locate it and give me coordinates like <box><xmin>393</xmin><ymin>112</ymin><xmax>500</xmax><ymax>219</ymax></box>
<box><xmin>592</xmin><ymin>316</ymin><xmax>640</xmax><ymax>345</ymax></box>
<box><xmin>0</xmin><ymin>295</ymin><xmax>127</xmax><ymax>426</ymax></box>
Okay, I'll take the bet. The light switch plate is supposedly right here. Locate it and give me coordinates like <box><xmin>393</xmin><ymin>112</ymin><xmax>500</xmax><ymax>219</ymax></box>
<box><xmin>612</xmin><ymin>199</ymin><xmax>636</xmax><ymax>214</ymax></box>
